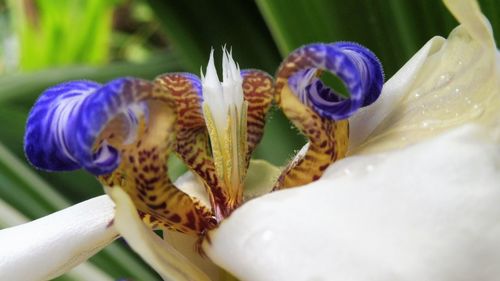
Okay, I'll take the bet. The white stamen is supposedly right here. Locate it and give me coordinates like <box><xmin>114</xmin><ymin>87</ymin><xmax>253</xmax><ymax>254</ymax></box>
<box><xmin>201</xmin><ymin>48</ymin><xmax>244</xmax><ymax>134</ymax></box>
<box><xmin>201</xmin><ymin>48</ymin><xmax>246</xmax><ymax>209</ymax></box>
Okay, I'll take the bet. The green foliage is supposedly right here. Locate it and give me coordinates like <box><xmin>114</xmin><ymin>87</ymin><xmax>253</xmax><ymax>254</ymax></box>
<box><xmin>7</xmin><ymin>0</ymin><xmax>119</xmax><ymax>70</ymax></box>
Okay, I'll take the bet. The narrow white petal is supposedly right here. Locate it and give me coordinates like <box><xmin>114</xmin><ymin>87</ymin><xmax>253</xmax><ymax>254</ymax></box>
<box><xmin>107</xmin><ymin>186</ymin><xmax>212</xmax><ymax>281</ymax></box>
<box><xmin>202</xmin><ymin>49</ymin><xmax>227</xmax><ymax>136</ymax></box>
<box><xmin>206</xmin><ymin>124</ymin><xmax>500</xmax><ymax>281</ymax></box>
<box><xmin>203</xmin><ymin>49</ymin><xmax>221</xmax><ymax>87</ymax></box>
<box><xmin>0</xmin><ymin>195</ymin><xmax>117</xmax><ymax>281</ymax></box>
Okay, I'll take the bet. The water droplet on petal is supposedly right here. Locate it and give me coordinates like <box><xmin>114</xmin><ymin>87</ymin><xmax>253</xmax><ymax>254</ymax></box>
<box><xmin>434</xmin><ymin>72</ymin><xmax>453</xmax><ymax>89</ymax></box>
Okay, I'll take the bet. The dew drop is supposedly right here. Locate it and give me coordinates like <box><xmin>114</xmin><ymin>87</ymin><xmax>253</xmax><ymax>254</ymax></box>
<box><xmin>434</xmin><ymin>73</ymin><xmax>453</xmax><ymax>89</ymax></box>
<box><xmin>470</xmin><ymin>104</ymin><xmax>485</xmax><ymax>118</ymax></box>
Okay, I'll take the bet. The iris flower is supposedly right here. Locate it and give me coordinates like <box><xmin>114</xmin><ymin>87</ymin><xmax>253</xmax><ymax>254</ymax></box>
<box><xmin>1</xmin><ymin>0</ymin><xmax>499</xmax><ymax>280</ymax></box>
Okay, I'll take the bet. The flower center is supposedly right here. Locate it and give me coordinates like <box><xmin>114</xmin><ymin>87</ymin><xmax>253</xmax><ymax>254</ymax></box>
<box><xmin>201</xmin><ymin>48</ymin><xmax>248</xmax><ymax>218</ymax></box>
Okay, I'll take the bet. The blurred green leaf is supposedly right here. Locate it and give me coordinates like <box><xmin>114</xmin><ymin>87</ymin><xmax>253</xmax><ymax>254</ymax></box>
<box><xmin>256</xmin><ymin>0</ymin><xmax>498</xmax><ymax>77</ymax></box>
<box><xmin>252</xmin><ymin>108</ymin><xmax>305</xmax><ymax>166</ymax></box>
<box><xmin>0</xmin><ymin>141</ymin><xmax>69</xmax><ymax>217</ymax></box>
<box><xmin>145</xmin><ymin>0</ymin><xmax>281</xmax><ymax>73</ymax></box>
<box><xmin>7</xmin><ymin>0</ymin><xmax>119</xmax><ymax>70</ymax></box>
<box><xmin>0</xmin><ymin>54</ymin><xmax>183</xmax><ymax>104</ymax></box>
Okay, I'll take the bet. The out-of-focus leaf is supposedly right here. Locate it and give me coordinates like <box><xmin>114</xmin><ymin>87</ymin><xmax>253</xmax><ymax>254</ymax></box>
<box><xmin>7</xmin><ymin>0</ymin><xmax>119</xmax><ymax>70</ymax></box>
<box><xmin>144</xmin><ymin>0</ymin><xmax>281</xmax><ymax>73</ymax></box>
<box><xmin>252</xmin><ymin>108</ymin><xmax>305</xmax><ymax>166</ymax></box>
<box><xmin>0</xmin><ymin>54</ymin><xmax>183</xmax><ymax>104</ymax></box>
<box><xmin>0</xmin><ymin>141</ymin><xmax>69</xmax><ymax>217</ymax></box>
<box><xmin>256</xmin><ymin>0</ymin><xmax>499</xmax><ymax>77</ymax></box>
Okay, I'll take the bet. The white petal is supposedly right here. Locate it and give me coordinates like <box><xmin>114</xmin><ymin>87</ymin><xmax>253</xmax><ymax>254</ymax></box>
<box><xmin>0</xmin><ymin>195</ymin><xmax>117</xmax><ymax>281</ymax></box>
<box><xmin>205</xmin><ymin>1</ymin><xmax>500</xmax><ymax>280</ymax></box>
<box><xmin>202</xmin><ymin>49</ymin><xmax>221</xmax><ymax>88</ymax></box>
<box><xmin>107</xmin><ymin>186</ymin><xmax>212</xmax><ymax>281</ymax></box>
<box><xmin>206</xmin><ymin>124</ymin><xmax>500</xmax><ymax>281</ymax></box>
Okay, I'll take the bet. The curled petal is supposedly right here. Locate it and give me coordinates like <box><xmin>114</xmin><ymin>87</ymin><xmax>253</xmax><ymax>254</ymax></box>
<box><xmin>241</xmin><ymin>69</ymin><xmax>274</xmax><ymax>165</ymax></box>
<box><xmin>155</xmin><ymin>73</ymin><xmax>223</xmax><ymax>217</ymax></box>
<box><xmin>24</xmin><ymin>78</ymin><xmax>153</xmax><ymax>175</ymax></box>
<box><xmin>273</xmin><ymin>42</ymin><xmax>383</xmax><ymax>190</ymax></box>
<box><xmin>24</xmin><ymin>77</ymin><xmax>213</xmax><ymax>234</ymax></box>
<box><xmin>279</xmin><ymin>42</ymin><xmax>384</xmax><ymax>120</ymax></box>
<box><xmin>155</xmin><ymin>73</ymin><xmax>216</xmax><ymax>192</ymax></box>
<box><xmin>24</xmin><ymin>81</ymin><xmax>101</xmax><ymax>171</ymax></box>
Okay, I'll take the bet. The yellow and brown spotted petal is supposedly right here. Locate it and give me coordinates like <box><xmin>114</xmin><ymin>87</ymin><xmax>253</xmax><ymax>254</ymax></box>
<box><xmin>99</xmin><ymin>98</ymin><xmax>215</xmax><ymax>235</ymax></box>
<box><xmin>154</xmin><ymin>73</ymin><xmax>227</xmax><ymax>215</ymax></box>
<box><xmin>273</xmin><ymin>83</ymin><xmax>349</xmax><ymax>189</ymax></box>
<box><xmin>273</xmin><ymin>43</ymin><xmax>383</xmax><ymax>190</ymax></box>
<box><xmin>241</xmin><ymin>69</ymin><xmax>274</xmax><ymax>166</ymax></box>
<box><xmin>108</xmin><ymin>186</ymin><xmax>212</xmax><ymax>281</ymax></box>
<box><xmin>24</xmin><ymin>77</ymin><xmax>214</xmax><ymax>235</ymax></box>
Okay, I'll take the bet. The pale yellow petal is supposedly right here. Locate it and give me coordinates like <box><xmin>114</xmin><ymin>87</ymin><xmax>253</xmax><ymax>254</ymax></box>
<box><xmin>349</xmin><ymin>0</ymin><xmax>499</xmax><ymax>154</ymax></box>
<box><xmin>349</xmin><ymin>37</ymin><xmax>446</xmax><ymax>148</ymax></box>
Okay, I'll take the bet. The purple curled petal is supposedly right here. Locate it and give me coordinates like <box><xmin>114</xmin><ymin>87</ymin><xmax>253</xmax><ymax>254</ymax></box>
<box><xmin>334</xmin><ymin>42</ymin><xmax>384</xmax><ymax>107</ymax></box>
<box><xmin>24</xmin><ymin>78</ymin><xmax>153</xmax><ymax>175</ymax></box>
<box><xmin>283</xmin><ymin>42</ymin><xmax>384</xmax><ymax>120</ymax></box>
<box><xmin>24</xmin><ymin>81</ymin><xmax>101</xmax><ymax>171</ymax></box>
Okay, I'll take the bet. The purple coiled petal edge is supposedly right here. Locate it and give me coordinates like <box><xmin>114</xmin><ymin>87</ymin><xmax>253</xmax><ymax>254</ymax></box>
<box><xmin>24</xmin><ymin>78</ymin><xmax>150</xmax><ymax>175</ymax></box>
<box><xmin>287</xmin><ymin>42</ymin><xmax>384</xmax><ymax>120</ymax></box>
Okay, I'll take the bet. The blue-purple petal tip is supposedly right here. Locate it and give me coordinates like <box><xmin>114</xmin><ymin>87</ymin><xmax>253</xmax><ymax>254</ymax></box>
<box><xmin>284</xmin><ymin>42</ymin><xmax>384</xmax><ymax>120</ymax></box>
<box><xmin>24</xmin><ymin>77</ymin><xmax>151</xmax><ymax>176</ymax></box>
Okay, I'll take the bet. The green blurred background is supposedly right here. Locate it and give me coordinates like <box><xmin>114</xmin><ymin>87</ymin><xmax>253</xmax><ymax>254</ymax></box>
<box><xmin>0</xmin><ymin>0</ymin><xmax>497</xmax><ymax>280</ymax></box>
